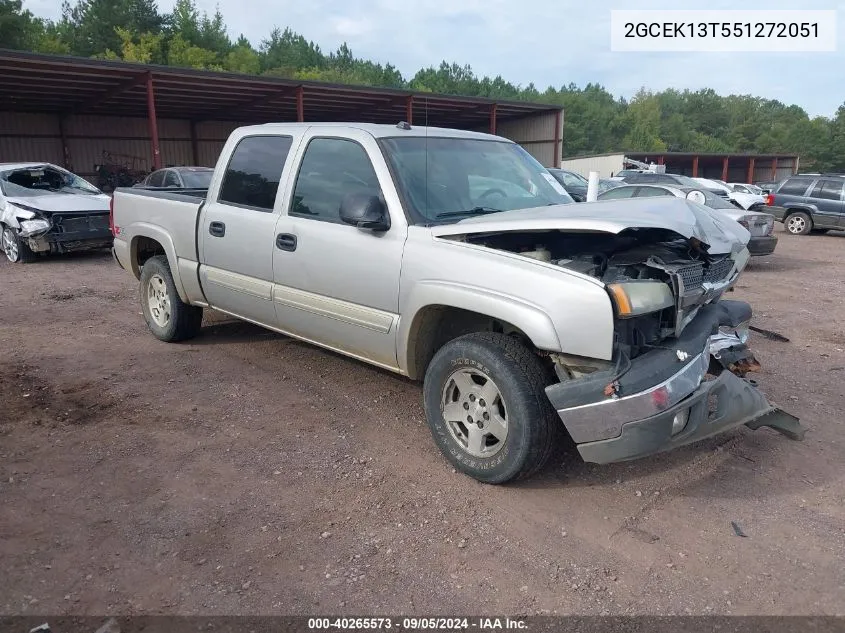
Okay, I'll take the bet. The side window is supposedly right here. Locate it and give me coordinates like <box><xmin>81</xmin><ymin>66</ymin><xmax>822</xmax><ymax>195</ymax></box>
<box><xmin>634</xmin><ymin>186</ymin><xmax>673</xmax><ymax>197</ymax></box>
<box><xmin>811</xmin><ymin>179</ymin><xmax>844</xmax><ymax>201</ymax></box>
<box><xmin>291</xmin><ymin>138</ymin><xmax>381</xmax><ymax>222</ymax></box>
<box><xmin>598</xmin><ymin>186</ymin><xmax>635</xmax><ymax>200</ymax></box>
<box><xmin>148</xmin><ymin>171</ymin><xmax>165</xmax><ymax>187</ymax></box>
<box><xmin>778</xmin><ymin>178</ymin><xmax>813</xmax><ymax>196</ymax></box>
<box><xmin>218</xmin><ymin>135</ymin><xmax>293</xmax><ymax>211</ymax></box>
<box><xmin>163</xmin><ymin>170</ymin><xmax>180</xmax><ymax>187</ymax></box>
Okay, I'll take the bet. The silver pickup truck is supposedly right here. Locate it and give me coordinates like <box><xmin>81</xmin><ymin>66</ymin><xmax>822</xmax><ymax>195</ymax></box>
<box><xmin>110</xmin><ymin>122</ymin><xmax>805</xmax><ymax>484</ymax></box>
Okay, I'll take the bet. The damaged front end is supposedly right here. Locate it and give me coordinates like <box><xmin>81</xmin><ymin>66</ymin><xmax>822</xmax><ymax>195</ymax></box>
<box><xmin>2</xmin><ymin>202</ymin><xmax>112</xmax><ymax>255</ymax></box>
<box><xmin>451</xmin><ymin>218</ymin><xmax>805</xmax><ymax>463</ymax></box>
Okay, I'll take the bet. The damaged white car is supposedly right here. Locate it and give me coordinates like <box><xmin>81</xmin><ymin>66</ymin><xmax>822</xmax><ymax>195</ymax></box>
<box><xmin>0</xmin><ymin>163</ymin><xmax>112</xmax><ymax>263</ymax></box>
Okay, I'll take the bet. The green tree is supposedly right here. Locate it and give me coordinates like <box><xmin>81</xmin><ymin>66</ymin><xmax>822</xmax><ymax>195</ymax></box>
<box><xmin>225</xmin><ymin>43</ymin><xmax>260</xmax><ymax>74</ymax></box>
<box><xmin>59</xmin><ymin>0</ymin><xmax>164</xmax><ymax>57</ymax></box>
<box><xmin>167</xmin><ymin>32</ymin><xmax>220</xmax><ymax>69</ymax></box>
<box><xmin>0</xmin><ymin>0</ymin><xmax>49</xmax><ymax>50</ymax></box>
<box><xmin>259</xmin><ymin>27</ymin><xmax>324</xmax><ymax>75</ymax></box>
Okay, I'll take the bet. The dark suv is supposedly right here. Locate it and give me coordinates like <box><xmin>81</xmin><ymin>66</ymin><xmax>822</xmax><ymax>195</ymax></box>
<box><xmin>769</xmin><ymin>175</ymin><xmax>845</xmax><ymax>234</ymax></box>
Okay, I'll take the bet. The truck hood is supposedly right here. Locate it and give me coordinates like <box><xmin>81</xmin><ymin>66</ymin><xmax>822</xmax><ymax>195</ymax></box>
<box><xmin>4</xmin><ymin>193</ymin><xmax>111</xmax><ymax>214</ymax></box>
<box><xmin>430</xmin><ymin>197</ymin><xmax>749</xmax><ymax>254</ymax></box>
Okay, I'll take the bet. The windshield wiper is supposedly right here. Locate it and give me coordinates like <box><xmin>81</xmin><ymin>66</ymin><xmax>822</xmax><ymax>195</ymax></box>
<box><xmin>435</xmin><ymin>207</ymin><xmax>502</xmax><ymax>219</ymax></box>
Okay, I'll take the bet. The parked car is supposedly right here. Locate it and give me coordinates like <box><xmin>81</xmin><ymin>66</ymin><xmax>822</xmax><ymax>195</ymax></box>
<box><xmin>755</xmin><ymin>180</ymin><xmax>781</xmax><ymax>194</ymax></box>
<box><xmin>110</xmin><ymin>123</ymin><xmax>803</xmax><ymax>484</ymax></box>
<box><xmin>134</xmin><ymin>166</ymin><xmax>214</xmax><ymax>192</ymax></box>
<box><xmin>730</xmin><ymin>183</ymin><xmax>764</xmax><ymax>196</ymax></box>
<box><xmin>691</xmin><ymin>177</ymin><xmax>766</xmax><ymax>210</ymax></box>
<box><xmin>0</xmin><ymin>162</ymin><xmax>112</xmax><ymax>263</ymax></box>
<box><xmin>546</xmin><ymin>168</ymin><xmax>620</xmax><ymax>201</ymax></box>
<box><xmin>597</xmin><ymin>183</ymin><xmax>778</xmax><ymax>256</ymax></box>
<box><xmin>768</xmin><ymin>174</ymin><xmax>845</xmax><ymax>235</ymax></box>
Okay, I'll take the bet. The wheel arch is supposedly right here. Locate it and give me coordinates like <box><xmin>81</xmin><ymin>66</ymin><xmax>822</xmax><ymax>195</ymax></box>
<box><xmin>400</xmin><ymin>288</ymin><xmax>561</xmax><ymax>381</ymax></box>
<box><xmin>126</xmin><ymin>225</ymin><xmax>188</xmax><ymax>302</ymax></box>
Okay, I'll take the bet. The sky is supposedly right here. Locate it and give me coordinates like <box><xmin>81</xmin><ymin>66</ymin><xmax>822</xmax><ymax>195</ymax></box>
<box><xmin>24</xmin><ymin>0</ymin><xmax>845</xmax><ymax>118</ymax></box>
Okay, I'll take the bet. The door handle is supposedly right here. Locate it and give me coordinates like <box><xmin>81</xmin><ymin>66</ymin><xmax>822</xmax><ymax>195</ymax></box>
<box><xmin>276</xmin><ymin>233</ymin><xmax>297</xmax><ymax>251</ymax></box>
<box><xmin>209</xmin><ymin>221</ymin><xmax>226</xmax><ymax>237</ymax></box>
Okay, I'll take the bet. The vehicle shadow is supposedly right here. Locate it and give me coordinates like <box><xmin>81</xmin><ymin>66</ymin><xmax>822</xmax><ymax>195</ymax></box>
<box><xmin>27</xmin><ymin>249</ymin><xmax>114</xmax><ymax>264</ymax></box>
<box><xmin>189</xmin><ymin>313</ymin><xmax>827</xmax><ymax>501</ymax></box>
<box><xmin>513</xmin><ymin>425</ymin><xmax>825</xmax><ymax>500</ymax></box>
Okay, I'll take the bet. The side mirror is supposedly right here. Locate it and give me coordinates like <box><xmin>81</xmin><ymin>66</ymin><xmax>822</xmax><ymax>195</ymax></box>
<box><xmin>339</xmin><ymin>193</ymin><xmax>390</xmax><ymax>232</ymax></box>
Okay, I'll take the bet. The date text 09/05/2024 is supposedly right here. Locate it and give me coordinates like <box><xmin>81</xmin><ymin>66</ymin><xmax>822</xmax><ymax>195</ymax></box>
<box><xmin>307</xmin><ymin>617</ymin><xmax>528</xmax><ymax>630</ymax></box>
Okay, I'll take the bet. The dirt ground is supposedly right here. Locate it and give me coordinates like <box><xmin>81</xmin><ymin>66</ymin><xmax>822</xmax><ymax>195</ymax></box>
<box><xmin>1</xmin><ymin>227</ymin><xmax>844</xmax><ymax>618</ymax></box>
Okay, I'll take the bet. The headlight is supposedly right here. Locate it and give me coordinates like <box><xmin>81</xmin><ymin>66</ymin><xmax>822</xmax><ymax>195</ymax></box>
<box><xmin>18</xmin><ymin>218</ymin><xmax>50</xmax><ymax>237</ymax></box>
<box><xmin>606</xmin><ymin>281</ymin><xmax>674</xmax><ymax>318</ymax></box>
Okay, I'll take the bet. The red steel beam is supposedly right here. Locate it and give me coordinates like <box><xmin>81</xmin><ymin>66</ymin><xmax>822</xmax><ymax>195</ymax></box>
<box><xmin>489</xmin><ymin>103</ymin><xmax>498</xmax><ymax>134</ymax></box>
<box><xmin>406</xmin><ymin>95</ymin><xmax>413</xmax><ymax>125</ymax></box>
<box><xmin>747</xmin><ymin>157</ymin><xmax>755</xmax><ymax>184</ymax></box>
<box><xmin>771</xmin><ymin>157</ymin><xmax>778</xmax><ymax>181</ymax></box>
<box><xmin>296</xmin><ymin>86</ymin><xmax>304</xmax><ymax>122</ymax></box>
<box><xmin>146</xmin><ymin>72</ymin><xmax>161</xmax><ymax>170</ymax></box>
<box><xmin>692</xmin><ymin>155</ymin><xmax>699</xmax><ymax>177</ymax></box>
<box><xmin>553</xmin><ymin>110</ymin><xmax>562</xmax><ymax>168</ymax></box>
<box><xmin>721</xmin><ymin>156</ymin><xmax>729</xmax><ymax>182</ymax></box>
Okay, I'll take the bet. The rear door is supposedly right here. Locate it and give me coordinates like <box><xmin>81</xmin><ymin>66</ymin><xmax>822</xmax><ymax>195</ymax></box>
<box><xmin>271</xmin><ymin>127</ymin><xmax>407</xmax><ymax>370</ymax></box>
<box><xmin>807</xmin><ymin>178</ymin><xmax>845</xmax><ymax>228</ymax></box>
<box><xmin>198</xmin><ymin>132</ymin><xmax>302</xmax><ymax>326</ymax></box>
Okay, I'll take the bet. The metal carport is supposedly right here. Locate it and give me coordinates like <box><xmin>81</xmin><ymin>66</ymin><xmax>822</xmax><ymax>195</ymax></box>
<box><xmin>0</xmin><ymin>50</ymin><xmax>563</xmax><ymax>178</ymax></box>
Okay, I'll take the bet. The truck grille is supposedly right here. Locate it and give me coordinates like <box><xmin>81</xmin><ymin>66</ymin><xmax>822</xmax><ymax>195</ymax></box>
<box><xmin>678</xmin><ymin>257</ymin><xmax>734</xmax><ymax>291</ymax></box>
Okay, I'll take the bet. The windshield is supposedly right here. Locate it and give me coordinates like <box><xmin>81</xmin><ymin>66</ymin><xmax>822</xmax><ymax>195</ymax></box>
<box><xmin>0</xmin><ymin>165</ymin><xmax>102</xmax><ymax>197</ymax></box>
<box><xmin>744</xmin><ymin>184</ymin><xmax>763</xmax><ymax>194</ymax></box>
<box><xmin>181</xmin><ymin>169</ymin><xmax>213</xmax><ymax>188</ymax></box>
<box><xmin>379</xmin><ymin>137</ymin><xmax>573</xmax><ymax>224</ymax></box>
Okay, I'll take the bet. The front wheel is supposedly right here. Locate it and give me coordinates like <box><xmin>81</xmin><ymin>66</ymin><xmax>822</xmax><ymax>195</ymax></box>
<box><xmin>2</xmin><ymin>226</ymin><xmax>36</xmax><ymax>263</ymax></box>
<box><xmin>785</xmin><ymin>211</ymin><xmax>812</xmax><ymax>235</ymax></box>
<box><xmin>423</xmin><ymin>332</ymin><xmax>559</xmax><ymax>484</ymax></box>
<box><xmin>139</xmin><ymin>255</ymin><xmax>203</xmax><ymax>342</ymax></box>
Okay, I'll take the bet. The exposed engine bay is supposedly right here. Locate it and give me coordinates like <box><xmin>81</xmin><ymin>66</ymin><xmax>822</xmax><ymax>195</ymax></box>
<box><xmin>456</xmin><ymin>227</ymin><xmax>749</xmax><ymax>361</ymax></box>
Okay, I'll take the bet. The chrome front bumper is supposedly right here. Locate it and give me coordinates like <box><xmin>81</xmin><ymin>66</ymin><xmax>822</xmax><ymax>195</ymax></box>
<box><xmin>545</xmin><ymin>300</ymin><xmax>806</xmax><ymax>464</ymax></box>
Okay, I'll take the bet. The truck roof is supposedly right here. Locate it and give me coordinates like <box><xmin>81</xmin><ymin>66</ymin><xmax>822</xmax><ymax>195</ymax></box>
<box><xmin>238</xmin><ymin>122</ymin><xmax>508</xmax><ymax>142</ymax></box>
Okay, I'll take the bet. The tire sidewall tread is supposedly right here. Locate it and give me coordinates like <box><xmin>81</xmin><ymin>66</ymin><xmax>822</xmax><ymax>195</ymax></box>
<box><xmin>139</xmin><ymin>255</ymin><xmax>202</xmax><ymax>342</ymax></box>
<box><xmin>423</xmin><ymin>332</ymin><xmax>559</xmax><ymax>484</ymax></box>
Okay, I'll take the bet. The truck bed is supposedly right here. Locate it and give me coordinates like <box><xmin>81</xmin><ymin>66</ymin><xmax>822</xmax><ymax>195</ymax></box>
<box><xmin>112</xmin><ymin>187</ymin><xmax>205</xmax><ymax>264</ymax></box>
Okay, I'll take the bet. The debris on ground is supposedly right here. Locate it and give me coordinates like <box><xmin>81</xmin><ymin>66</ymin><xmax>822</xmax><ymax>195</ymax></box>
<box><xmin>731</xmin><ymin>521</ymin><xmax>748</xmax><ymax>538</ymax></box>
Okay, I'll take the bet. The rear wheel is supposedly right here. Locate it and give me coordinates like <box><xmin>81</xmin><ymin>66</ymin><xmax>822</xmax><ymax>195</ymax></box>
<box><xmin>1</xmin><ymin>226</ymin><xmax>35</xmax><ymax>263</ymax></box>
<box><xmin>785</xmin><ymin>211</ymin><xmax>812</xmax><ymax>235</ymax></box>
<box><xmin>139</xmin><ymin>255</ymin><xmax>203</xmax><ymax>342</ymax></box>
<box><xmin>423</xmin><ymin>332</ymin><xmax>559</xmax><ymax>484</ymax></box>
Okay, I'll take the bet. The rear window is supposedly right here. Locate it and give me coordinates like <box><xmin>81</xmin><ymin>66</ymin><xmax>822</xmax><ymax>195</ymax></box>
<box><xmin>218</xmin><ymin>135</ymin><xmax>293</xmax><ymax>211</ymax></box>
<box><xmin>777</xmin><ymin>178</ymin><xmax>813</xmax><ymax>196</ymax></box>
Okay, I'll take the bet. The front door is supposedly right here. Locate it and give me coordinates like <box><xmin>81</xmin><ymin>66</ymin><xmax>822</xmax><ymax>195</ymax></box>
<box><xmin>271</xmin><ymin>128</ymin><xmax>407</xmax><ymax>370</ymax></box>
<box><xmin>198</xmin><ymin>133</ymin><xmax>298</xmax><ymax>326</ymax></box>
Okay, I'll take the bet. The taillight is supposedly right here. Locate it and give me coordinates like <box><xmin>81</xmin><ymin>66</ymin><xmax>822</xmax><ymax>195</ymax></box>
<box><xmin>108</xmin><ymin>195</ymin><xmax>119</xmax><ymax>236</ymax></box>
<box><xmin>765</xmin><ymin>194</ymin><xmax>774</xmax><ymax>206</ymax></box>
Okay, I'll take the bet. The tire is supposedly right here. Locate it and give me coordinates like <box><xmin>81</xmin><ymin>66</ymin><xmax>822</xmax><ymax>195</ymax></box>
<box><xmin>2</xmin><ymin>225</ymin><xmax>36</xmax><ymax>263</ymax></box>
<box><xmin>785</xmin><ymin>211</ymin><xmax>812</xmax><ymax>235</ymax></box>
<box><xmin>423</xmin><ymin>332</ymin><xmax>559</xmax><ymax>484</ymax></box>
<box><xmin>139</xmin><ymin>255</ymin><xmax>203</xmax><ymax>342</ymax></box>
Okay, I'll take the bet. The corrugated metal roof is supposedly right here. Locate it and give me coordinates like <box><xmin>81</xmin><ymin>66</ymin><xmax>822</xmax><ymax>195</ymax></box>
<box><xmin>0</xmin><ymin>49</ymin><xmax>560</xmax><ymax>128</ymax></box>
